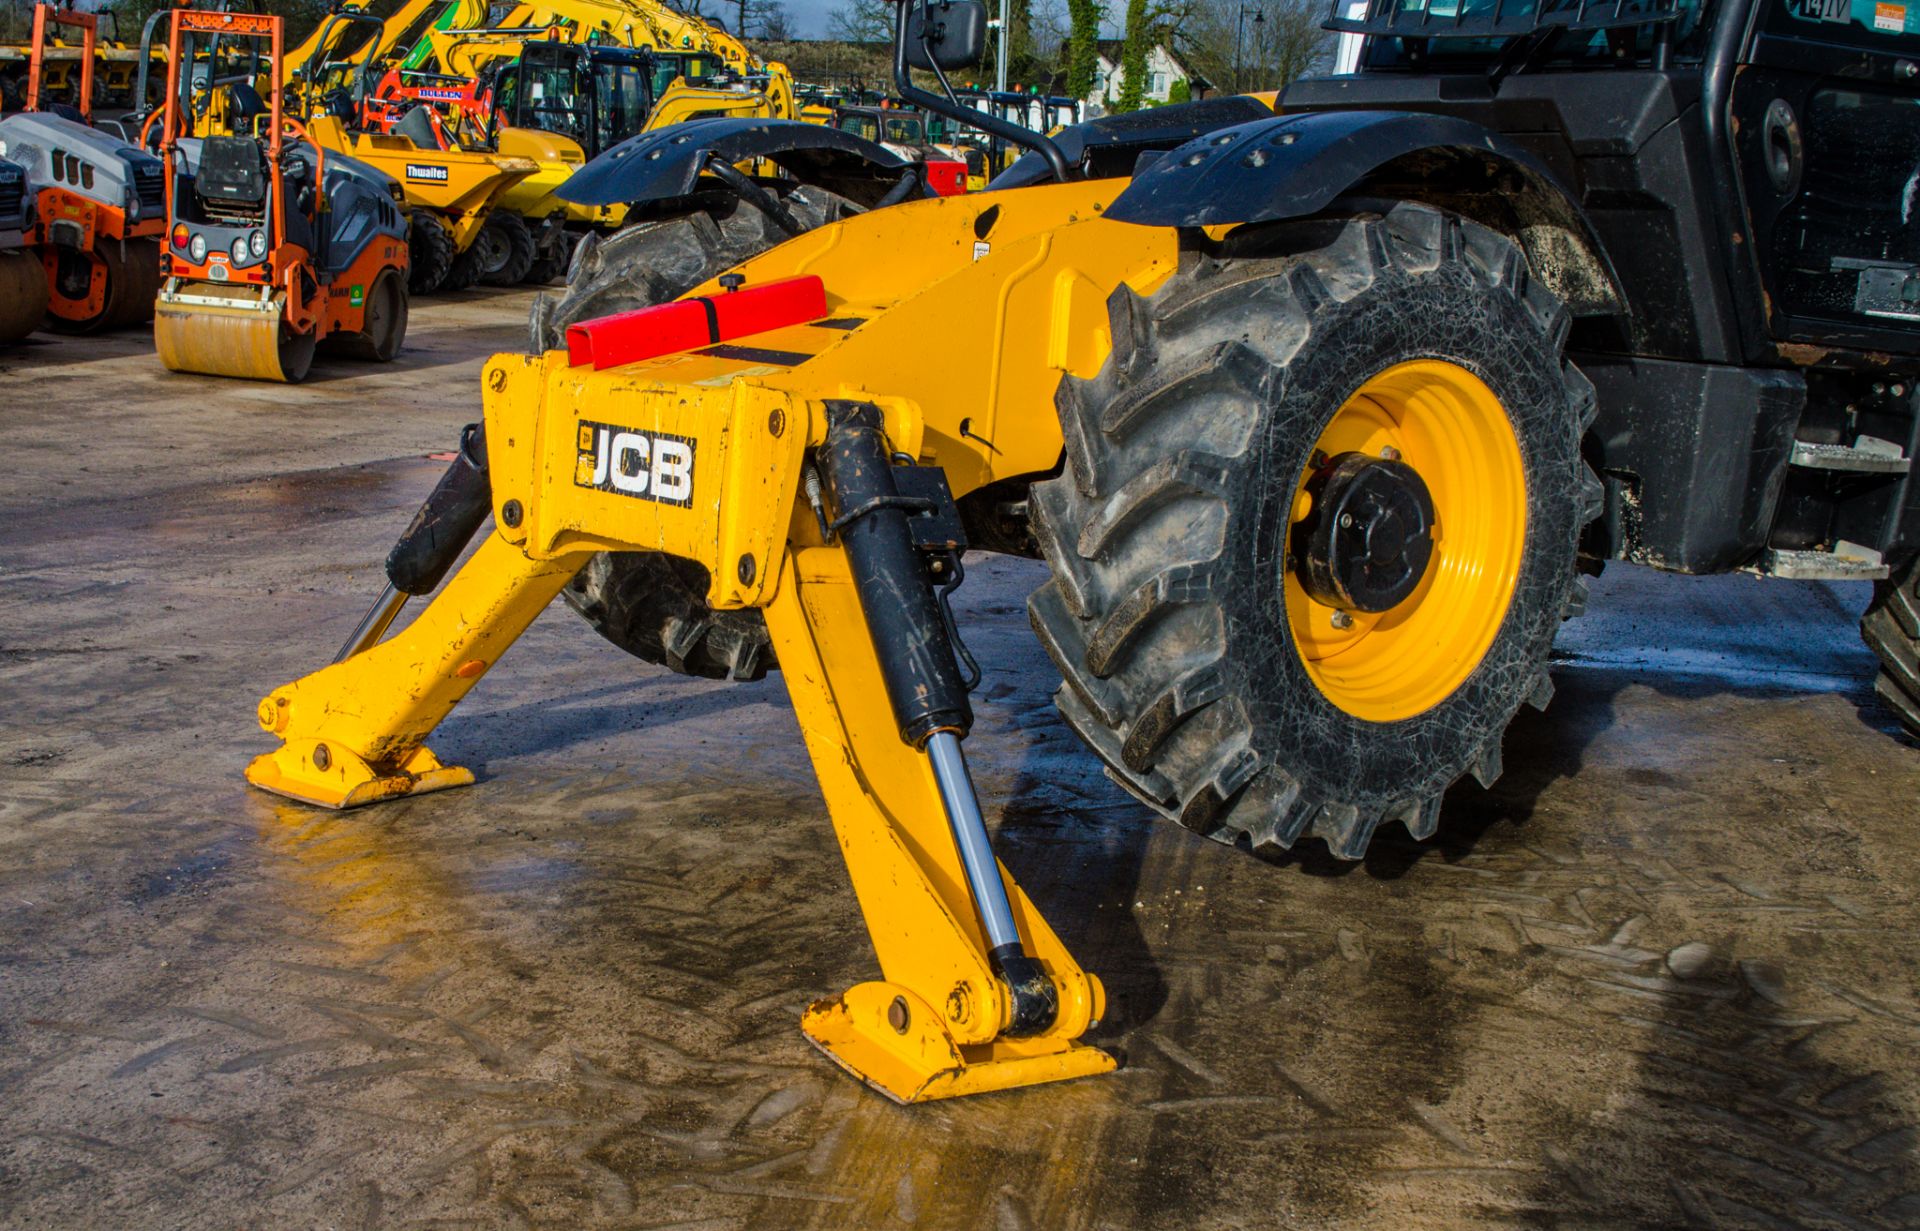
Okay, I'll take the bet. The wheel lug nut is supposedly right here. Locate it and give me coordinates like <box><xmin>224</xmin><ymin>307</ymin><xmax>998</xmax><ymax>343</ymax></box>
<box><xmin>1331</xmin><ymin>611</ymin><xmax>1354</xmax><ymax>630</ymax></box>
<box><xmin>1380</xmin><ymin>446</ymin><xmax>1400</xmax><ymax>460</ymax></box>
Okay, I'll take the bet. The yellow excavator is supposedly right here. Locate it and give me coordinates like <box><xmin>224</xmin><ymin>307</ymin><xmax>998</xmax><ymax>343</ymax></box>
<box><xmin>453</xmin><ymin>32</ymin><xmax>797</xmax><ymax>271</ymax></box>
<box><xmin>294</xmin><ymin>8</ymin><xmax>536</xmax><ymax>293</ymax></box>
<box><xmin>422</xmin><ymin>0</ymin><xmax>761</xmax><ymax>75</ymax></box>
<box><xmin>287</xmin><ymin>0</ymin><xmax>794</xmax><ymax>286</ymax></box>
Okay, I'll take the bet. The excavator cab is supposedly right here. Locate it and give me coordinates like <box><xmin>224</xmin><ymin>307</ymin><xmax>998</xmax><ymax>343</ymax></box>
<box><xmin>492</xmin><ymin>38</ymin><xmax>670</xmax><ymax>159</ymax></box>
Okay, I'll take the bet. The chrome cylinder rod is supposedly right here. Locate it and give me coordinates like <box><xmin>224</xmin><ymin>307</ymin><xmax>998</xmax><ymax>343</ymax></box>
<box><xmin>925</xmin><ymin>729</ymin><xmax>1023</xmax><ymax>954</ymax></box>
<box><xmin>334</xmin><ymin>583</ymin><xmax>407</xmax><ymax>664</ymax></box>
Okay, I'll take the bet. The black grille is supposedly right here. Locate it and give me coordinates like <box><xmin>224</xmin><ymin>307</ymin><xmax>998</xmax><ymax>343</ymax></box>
<box><xmin>0</xmin><ymin>164</ymin><xmax>23</xmax><ymax>223</ymax></box>
<box><xmin>132</xmin><ymin>161</ymin><xmax>164</xmax><ymax>218</ymax></box>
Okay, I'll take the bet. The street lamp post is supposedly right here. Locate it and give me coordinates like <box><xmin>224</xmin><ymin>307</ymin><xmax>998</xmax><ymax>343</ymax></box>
<box><xmin>995</xmin><ymin>0</ymin><xmax>1010</xmax><ymax>93</ymax></box>
<box><xmin>1234</xmin><ymin>6</ymin><xmax>1265</xmax><ymax>93</ymax></box>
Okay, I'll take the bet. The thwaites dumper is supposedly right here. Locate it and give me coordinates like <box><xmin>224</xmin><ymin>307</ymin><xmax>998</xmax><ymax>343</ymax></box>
<box><xmin>295</xmin><ymin>8</ymin><xmax>537</xmax><ymax>295</ymax></box>
<box><xmin>0</xmin><ymin>4</ymin><xmax>164</xmax><ymax>333</ymax></box>
<box><xmin>153</xmin><ymin>9</ymin><xmax>411</xmax><ymax>383</ymax></box>
<box><xmin>249</xmin><ymin>0</ymin><xmax>1920</xmax><ymax>1103</ymax></box>
<box><xmin>0</xmin><ymin>153</ymin><xmax>49</xmax><ymax>341</ymax></box>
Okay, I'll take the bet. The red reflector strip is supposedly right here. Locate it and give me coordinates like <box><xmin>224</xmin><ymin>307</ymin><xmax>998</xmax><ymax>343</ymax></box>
<box><xmin>924</xmin><ymin>160</ymin><xmax>968</xmax><ymax>196</ymax></box>
<box><xmin>565</xmin><ymin>300</ymin><xmax>709</xmax><ymax>369</ymax></box>
<box><xmin>565</xmin><ymin>274</ymin><xmax>829</xmax><ymax>371</ymax></box>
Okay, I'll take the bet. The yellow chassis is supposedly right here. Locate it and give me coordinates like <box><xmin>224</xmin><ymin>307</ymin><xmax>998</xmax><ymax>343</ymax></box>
<box><xmin>248</xmin><ymin>180</ymin><xmax>1181</xmax><ymax>1101</ymax></box>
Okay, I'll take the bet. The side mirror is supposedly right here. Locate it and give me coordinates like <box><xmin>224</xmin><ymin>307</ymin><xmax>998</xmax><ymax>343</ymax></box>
<box><xmin>905</xmin><ymin>0</ymin><xmax>986</xmax><ymax>71</ymax></box>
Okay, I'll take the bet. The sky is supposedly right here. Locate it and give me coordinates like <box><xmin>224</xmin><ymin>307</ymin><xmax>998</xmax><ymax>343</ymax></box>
<box><xmin>777</xmin><ymin>0</ymin><xmax>841</xmax><ymax>38</ymax></box>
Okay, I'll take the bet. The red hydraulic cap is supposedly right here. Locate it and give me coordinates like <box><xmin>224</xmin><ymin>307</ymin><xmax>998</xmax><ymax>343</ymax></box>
<box><xmin>923</xmin><ymin>159</ymin><xmax>968</xmax><ymax>197</ymax></box>
<box><xmin>565</xmin><ymin>274</ymin><xmax>829</xmax><ymax>371</ymax></box>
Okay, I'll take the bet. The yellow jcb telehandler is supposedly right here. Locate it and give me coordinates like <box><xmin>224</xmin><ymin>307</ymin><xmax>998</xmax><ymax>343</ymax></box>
<box><xmin>249</xmin><ymin>0</ymin><xmax>1920</xmax><ymax>1105</ymax></box>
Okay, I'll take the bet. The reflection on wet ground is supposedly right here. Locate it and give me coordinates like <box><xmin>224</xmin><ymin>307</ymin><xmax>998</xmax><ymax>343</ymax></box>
<box><xmin>3</xmin><ymin>296</ymin><xmax>1918</xmax><ymax>1229</ymax></box>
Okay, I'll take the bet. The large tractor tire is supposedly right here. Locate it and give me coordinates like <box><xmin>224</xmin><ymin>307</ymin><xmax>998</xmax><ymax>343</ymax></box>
<box><xmin>1864</xmin><ymin>556</ymin><xmax>1920</xmax><ymax>735</ymax></box>
<box><xmin>533</xmin><ymin>186</ymin><xmax>858</xmax><ymax>681</ymax></box>
<box><xmin>477</xmin><ymin>210</ymin><xmax>536</xmax><ymax>287</ymax></box>
<box><xmin>407</xmin><ymin>213</ymin><xmax>454</xmax><ymax>295</ymax></box>
<box><xmin>523</xmin><ymin>228</ymin><xmax>573</xmax><ymax>285</ymax></box>
<box><xmin>1028</xmin><ymin>202</ymin><xmax>1602</xmax><ymax>861</ymax></box>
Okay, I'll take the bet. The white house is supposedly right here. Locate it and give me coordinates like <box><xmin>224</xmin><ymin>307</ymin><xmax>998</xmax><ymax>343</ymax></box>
<box><xmin>1085</xmin><ymin>41</ymin><xmax>1202</xmax><ymax>113</ymax></box>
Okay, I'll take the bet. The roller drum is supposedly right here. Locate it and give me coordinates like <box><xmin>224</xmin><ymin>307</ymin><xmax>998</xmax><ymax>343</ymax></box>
<box><xmin>0</xmin><ymin>249</ymin><xmax>48</xmax><ymax>342</ymax></box>
<box><xmin>154</xmin><ymin>285</ymin><xmax>315</xmax><ymax>383</ymax></box>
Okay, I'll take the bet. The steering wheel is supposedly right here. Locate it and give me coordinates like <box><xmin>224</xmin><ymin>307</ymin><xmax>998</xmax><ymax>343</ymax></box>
<box><xmin>138</xmin><ymin>108</ymin><xmax>166</xmax><ymax>155</ymax></box>
<box><xmin>279</xmin><ymin>117</ymin><xmax>326</xmax><ymax>199</ymax></box>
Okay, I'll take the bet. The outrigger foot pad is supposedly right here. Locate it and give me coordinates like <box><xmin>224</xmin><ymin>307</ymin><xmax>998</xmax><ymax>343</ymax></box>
<box><xmin>801</xmin><ymin>982</ymin><xmax>1116</xmax><ymax>1104</ymax></box>
<box><xmin>244</xmin><ymin>738</ymin><xmax>472</xmax><ymax>810</ymax></box>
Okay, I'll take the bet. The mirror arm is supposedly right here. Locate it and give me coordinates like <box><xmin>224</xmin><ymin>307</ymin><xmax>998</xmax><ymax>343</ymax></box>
<box><xmin>925</xmin><ymin>45</ymin><xmax>959</xmax><ymax>106</ymax></box>
<box><xmin>889</xmin><ymin>0</ymin><xmax>1070</xmax><ymax>184</ymax></box>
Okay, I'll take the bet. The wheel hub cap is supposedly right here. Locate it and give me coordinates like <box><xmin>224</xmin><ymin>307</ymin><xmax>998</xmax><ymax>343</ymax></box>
<box><xmin>1295</xmin><ymin>452</ymin><xmax>1436</xmax><ymax>613</ymax></box>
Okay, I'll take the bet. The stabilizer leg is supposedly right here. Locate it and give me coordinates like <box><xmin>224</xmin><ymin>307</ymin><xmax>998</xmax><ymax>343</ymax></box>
<box><xmin>246</xmin><ymin>531</ymin><xmax>582</xmax><ymax>808</ymax></box>
<box><xmin>762</xmin><ymin>548</ymin><xmax>1113</xmax><ymax>1102</ymax></box>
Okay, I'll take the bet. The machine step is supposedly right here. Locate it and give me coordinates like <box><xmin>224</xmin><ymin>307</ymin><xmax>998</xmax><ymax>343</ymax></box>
<box><xmin>1754</xmin><ymin>542</ymin><xmax>1892</xmax><ymax>580</ymax></box>
<box><xmin>1789</xmin><ymin>435</ymin><xmax>1910</xmax><ymax>474</ymax></box>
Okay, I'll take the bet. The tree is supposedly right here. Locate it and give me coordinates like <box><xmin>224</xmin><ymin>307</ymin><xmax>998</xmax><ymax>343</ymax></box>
<box><xmin>1167</xmin><ymin>75</ymin><xmax>1189</xmax><ymax>102</ymax></box>
<box><xmin>980</xmin><ymin>0</ymin><xmax>1042</xmax><ymax>88</ymax></box>
<box><xmin>1114</xmin><ymin>0</ymin><xmax>1149</xmax><ymax>111</ymax></box>
<box><xmin>757</xmin><ymin>1</ymin><xmax>793</xmax><ymax>38</ymax></box>
<box><xmin>1168</xmin><ymin>0</ymin><xmax>1331</xmax><ymax>94</ymax></box>
<box><xmin>829</xmin><ymin>0</ymin><xmax>894</xmax><ymax>42</ymax></box>
<box><xmin>1065</xmin><ymin>0</ymin><xmax>1101</xmax><ymax>99</ymax></box>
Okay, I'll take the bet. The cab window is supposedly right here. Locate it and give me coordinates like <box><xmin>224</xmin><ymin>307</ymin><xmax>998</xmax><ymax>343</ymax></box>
<box><xmin>838</xmin><ymin>114</ymin><xmax>880</xmax><ymax>141</ymax></box>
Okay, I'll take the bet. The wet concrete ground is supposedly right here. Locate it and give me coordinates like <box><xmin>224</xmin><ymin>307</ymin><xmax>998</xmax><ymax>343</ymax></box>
<box><xmin>3</xmin><ymin>291</ymin><xmax>1919</xmax><ymax>1230</ymax></box>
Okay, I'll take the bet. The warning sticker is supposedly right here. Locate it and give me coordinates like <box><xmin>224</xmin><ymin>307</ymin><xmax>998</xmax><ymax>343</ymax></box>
<box><xmin>1876</xmin><ymin>1</ymin><xmax>1906</xmax><ymax>29</ymax></box>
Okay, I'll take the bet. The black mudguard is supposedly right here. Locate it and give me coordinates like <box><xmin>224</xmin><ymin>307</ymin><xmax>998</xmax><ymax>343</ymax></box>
<box><xmin>1106</xmin><ymin>110</ymin><xmax>1624</xmax><ymax>313</ymax></box>
<box><xmin>989</xmin><ymin>95</ymin><xmax>1276</xmax><ymax>190</ymax></box>
<box><xmin>557</xmin><ymin>117</ymin><xmax>916</xmax><ymax>211</ymax></box>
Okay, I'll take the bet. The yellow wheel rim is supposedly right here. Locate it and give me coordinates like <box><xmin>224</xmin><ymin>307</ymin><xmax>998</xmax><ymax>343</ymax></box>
<box><xmin>1286</xmin><ymin>360</ymin><xmax>1526</xmax><ymax>723</ymax></box>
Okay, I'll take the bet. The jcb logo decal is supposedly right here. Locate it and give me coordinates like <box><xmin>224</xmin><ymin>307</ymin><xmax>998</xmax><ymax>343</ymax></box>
<box><xmin>575</xmin><ymin>420</ymin><xmax>695</xmax><ymax>507</ymax></box>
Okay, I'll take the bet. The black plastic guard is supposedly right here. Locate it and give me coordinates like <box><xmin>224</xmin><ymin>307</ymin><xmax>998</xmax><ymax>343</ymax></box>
<box><xmin>1107</xmin><ymin>109</ymin><xmax>1572</xmax><ymax>228</ymax></box>
<box><xmin>557</xmin><ymin>117</ymin><xmax>914</xmax><ymax>209</ymax></box>
<box><xmin>988</xmin><ymin>95</ymin><xmax>1274</xmax><ymax>191</ymax></box>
